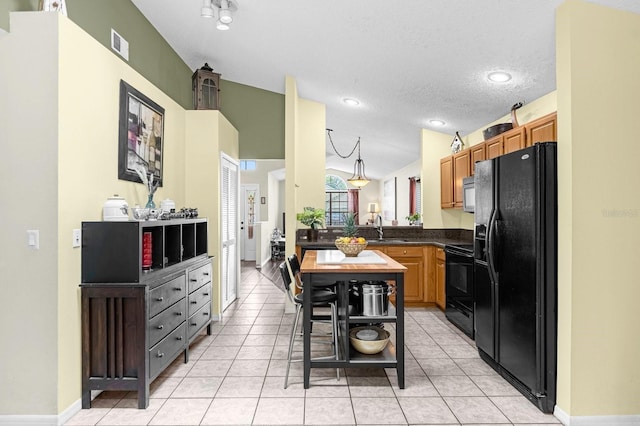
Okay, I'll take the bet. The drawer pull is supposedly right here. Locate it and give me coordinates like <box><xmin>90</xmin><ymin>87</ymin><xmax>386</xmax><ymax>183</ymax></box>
<box><xmin>189</xmin><ymin>279</ymin><xmax>198</xmax><ymax>282</ymax></box>
<box><xmin>157</xmin><ymin>325</ymin><xmax>164</xmax><ymax>330</ymax></box>
<box><xmin>156</xmin><ymin>297</ymin><xmax>164</xmax><ymax>302</ymax></box>
<box><xmin>191</xmin><ymin>300</ymin><xmax>197</xmax><ymax>304</ymax></box>
<box><xmin>203</xmin><ymin>292</ymin><xmax>209</xmax><ymax>296</ymax></box>
<box><xmin>176</xmin><ymin>336</ymin><xmax>183</xmax><ymax>341</ymax></box>
<box><xmin>203</xmin><ymin>272</ymin><xmax>209</xmax><ymax>276</ymax></box>
<box><xmin>176</xmin><ymin>311</ymin><xmax>183</xmax><ymax>316</ymax></box>
<box><xmin>173</xmin><ymin>287</ymin><xmax>181</xmax><ymax>291</ymax></box>
<box><xmin>157</xmin><ymin>351</ymin><xmax>164</xmax><ymax>358</ymax></box>
<box><xmin>191</xmin><ymin>322</ymin><xmax>197</xmax><ymax>326</ymax></box>
<box><xmin>203</xmin><ymin>312</ymin><xmax>209</xmax><ymax>316</ymax></box>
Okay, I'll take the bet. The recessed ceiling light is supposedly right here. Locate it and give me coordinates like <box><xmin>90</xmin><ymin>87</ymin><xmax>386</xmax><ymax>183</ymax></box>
<box><xmin>343</xmin><ymin>98</ymin><xmax>360</xmax><ymax>106</ymax></box>
<box><xmin>429</xmin><ymin>119</ymin><xmax>445</xmax><ymax>126</ymax></box>
<box><xmin>488</xmin><ymin>71</ymin><xmax>512</xmax><ymax>83</ymax></box>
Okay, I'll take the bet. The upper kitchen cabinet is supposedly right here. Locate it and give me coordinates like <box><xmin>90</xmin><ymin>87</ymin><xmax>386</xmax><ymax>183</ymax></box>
<box><xmin>453</xmin><ymin>150</ymin><xmax>470</xmax><ymax>208</ymax></box>
<box><xmin>470</xmin><ymin>142</ymin><xmax>486</xmax><ymax>175</ymax></box>
<box><xmin>485</xmin><ymin>135</ymin><xmax>504</xmax><ymax>159</ymax></box>
<box><xmin>440</xmin><ymin>150</ymin><xmax>471</xmax><ymax>209</ymax></box>
<box><xmin>526</xmin><ymin>112</ymin><xmax>557</xmax><ymax>146</ymax></box>
<box><xmin>503</xmin><ymin>127</ymin><xmax>526</xmax><ymax>154</ymax></box>
<box><xmin>440</xmin><ymin>156</ymin><xmax>454</xmax><ymax>208</ymax></box>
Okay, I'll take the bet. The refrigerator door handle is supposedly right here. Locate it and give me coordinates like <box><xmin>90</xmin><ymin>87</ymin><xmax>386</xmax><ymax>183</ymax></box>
<box><xmin>487</xmin><ymin>209</ymin><xmax>498</xmax><ymax>283</ymax></box>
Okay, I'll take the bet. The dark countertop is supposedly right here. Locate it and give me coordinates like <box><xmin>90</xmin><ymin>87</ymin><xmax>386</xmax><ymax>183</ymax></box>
<box><xmin>296</xmin><ymin>227</ymin><xmax>473</xmax><ymax>249</ymax></box>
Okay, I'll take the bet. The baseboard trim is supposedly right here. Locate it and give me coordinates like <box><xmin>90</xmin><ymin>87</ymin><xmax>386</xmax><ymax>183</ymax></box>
<box><xmin>554</xmin><ymin>406</ymin><xmax>640</xmax><ymax>425</ymax></box>
<box><xmin>0</xmin><ymin>398</ymin><xmax>82</xmax><ymax>426</ymax></box>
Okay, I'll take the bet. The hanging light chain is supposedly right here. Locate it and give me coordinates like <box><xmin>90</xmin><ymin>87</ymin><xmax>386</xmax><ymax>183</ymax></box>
<box><xmin>326</xmin><ymin>129</ymin><xmax>360</xmax><ymax>159</ymax></box>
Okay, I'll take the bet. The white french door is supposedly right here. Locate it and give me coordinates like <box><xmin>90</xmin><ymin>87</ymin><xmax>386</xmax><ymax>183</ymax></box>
<box><xmin>240</xmin><ymin>184</ymin><xmax>260</xmax><ymax>261</ymax></box>
<box><xmin>221</xmin><ymin>154</ymin><xmax>239</xmax><ymax>311</ymax></box>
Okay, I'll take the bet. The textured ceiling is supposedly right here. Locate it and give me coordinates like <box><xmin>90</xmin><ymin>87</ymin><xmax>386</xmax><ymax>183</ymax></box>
<box><xmin>132</xmin><ymin>0</ymin><xmax>640</xmax><ymax>179</ymax></box>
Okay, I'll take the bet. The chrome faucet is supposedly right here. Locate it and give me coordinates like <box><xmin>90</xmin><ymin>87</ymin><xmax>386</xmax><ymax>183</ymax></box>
<box><xmin>376</xmin><ymin>214</ymin><xmax>384</xmax><ymax>240</ymax></box>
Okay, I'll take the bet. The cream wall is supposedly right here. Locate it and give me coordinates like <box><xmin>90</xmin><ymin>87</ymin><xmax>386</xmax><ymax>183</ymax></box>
<box><xmin>0</xmin><ymin>11</ymin><xmax>237</xmax><ymax>418</ymax></box>
<box><xmin>0</xmin><ymin>12</ymin><xmax>59</xmax><ymax>416</ymax></box>
<box><xmin>185</xmin><ymin>111</ymin><xmax>239</xmax><ymax>315</ymax></box>
<box><xmin>556</xmin><ymin>0</ymin><xmax>640</xmax><ymax>419</ymax></box>
<box><xmin>57</xmin><ymin>13</ymin><xmax>189</xmax><ymax>413</ymax></box>
<box><xmin>285</xmin><ymin>76</ymin><xmax>326</xmax><ymax>253</ymax></box>
<box><xmin>380</xmin><ymin>160</ymin><xmax>422</xmax><ymax>226</ymax></box>
<box><xmin>421</xmin><ymin>129</ymin><xmax>467</xmax><ymax>229</ymax></box>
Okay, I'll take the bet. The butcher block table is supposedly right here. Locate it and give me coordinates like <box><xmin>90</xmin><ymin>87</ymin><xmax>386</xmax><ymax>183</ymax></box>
<box><xmin>300</xmin><ymin>249</ymin><xmax>407</xmax><ymax>389</ymax></box>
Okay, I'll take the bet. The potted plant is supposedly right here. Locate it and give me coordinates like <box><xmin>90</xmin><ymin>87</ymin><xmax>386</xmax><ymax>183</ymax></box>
<box><xmin>296</xmin><ymin>207</ymin><xmax>325</xmax><ymax>241</ymax></box>
<box><xmin>406</xmin><ymin>212</ymin><xmax>421</xmax><ymax>226</ymax></box>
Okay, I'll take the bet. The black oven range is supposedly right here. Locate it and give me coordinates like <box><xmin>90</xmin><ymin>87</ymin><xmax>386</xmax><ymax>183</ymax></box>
<box><xmin>444</xmin><ymin>243</ymin><xmax>474</xmax><ymax>339</ymax></box>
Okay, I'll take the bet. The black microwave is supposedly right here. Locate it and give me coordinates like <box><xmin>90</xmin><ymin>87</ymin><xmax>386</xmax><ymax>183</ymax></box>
<box><xmin>463</xmin><ymin>176</ymin><xmax>474</xmax><ymax>213</ymax></box>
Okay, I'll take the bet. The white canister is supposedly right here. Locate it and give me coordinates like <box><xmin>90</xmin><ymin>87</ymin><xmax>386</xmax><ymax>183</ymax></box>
<box><xmin>103</xmin><ymin>195</ymin><xmax>129</xmax><ymax>221</ymax></box>
<box><xmin>160</xmin><ymin>198</ymin><xmax>176</xmax><ymax>213</ymax></box>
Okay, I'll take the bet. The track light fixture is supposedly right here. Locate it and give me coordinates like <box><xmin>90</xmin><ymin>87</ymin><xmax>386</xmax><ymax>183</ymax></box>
<box><xmin>200</xmin><ymin>0</ymin><xmax>238</xmax><ymax>30</ymax></box>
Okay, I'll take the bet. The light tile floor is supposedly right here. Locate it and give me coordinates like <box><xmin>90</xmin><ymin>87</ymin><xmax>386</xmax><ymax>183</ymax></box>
<box><xmin>66</xmin><ymin>262</ymin><xmax>561</xmax><ymax>425</ymax></box>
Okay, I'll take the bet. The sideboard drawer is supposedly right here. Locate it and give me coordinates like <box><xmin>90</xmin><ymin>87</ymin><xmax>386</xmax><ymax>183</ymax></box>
<box><xmin>149</xmin><ymin>323</ymin><xmax>186</xmax><ymax>380</ymax></box>
<box><xmin>188</xmin><ymin>282</ymin><xmax>211</xmax><ymax>317</ymax></box>
<box><xmin>148</xmin><ymin>298</ymin><xmax>186</xmax><ymax>347</ymax></box>
<box><xmin>188</xmin><ymin>262</ymin><xmax>211</xmax><ymax>293</ymax></box>
<box><xmin>149</xmin><ymin>275</ymin><xmax>186</xmax><ymax>318</ymax></box>
<box><xmin>188</xmin><ymin>304</ymin><xmax>211</xmax><ymax>340</ymax></box>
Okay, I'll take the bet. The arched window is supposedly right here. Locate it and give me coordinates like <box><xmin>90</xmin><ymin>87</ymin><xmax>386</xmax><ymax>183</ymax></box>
<box><xmin>325</xmin><ymin>175</ymin><xmax>348</xmax><ymax>226</ymax></box>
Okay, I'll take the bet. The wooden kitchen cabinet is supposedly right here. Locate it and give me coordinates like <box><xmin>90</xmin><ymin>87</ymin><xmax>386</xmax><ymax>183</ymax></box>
<box><xmin>440</xmin><ymin>156</ymin><xmax>454</xmax><ymax>208</ymax></box>
<box><xmin>435</xmin><ymin>247</ymin><xmax>446</xmax><ymax>310</ymax></box>
<box><xmin>503</xmin><ymin>127</ymin><xmax>526</xmax><ymax>154</ymax></box>
<box><xmin>386</xmin><ymin>246</ymin><xmax>425</xmax><ymax>305</ymax></box>
<box><xmin>453</xmin><ymin>150</ymin><xmax>470</xmax><ymax>208</ymax></box>
<box><xmin>485</xmin><ymin>135</ymin><xmax>504</xmax><ymax>159</ymax></box>
<box><xmin>470</xmin><ymin>142</ymin><xmax>486</xmax><ymax>175</ymax></box>
<box><xmin>526</xmin><ymin>112</ymin><xmax>557</xmax><ymax>146</ymax></box>
<box><xmin>440</xmin><ymin>150</ymin><xmax>470</xmax><ymax>209</ymax></box>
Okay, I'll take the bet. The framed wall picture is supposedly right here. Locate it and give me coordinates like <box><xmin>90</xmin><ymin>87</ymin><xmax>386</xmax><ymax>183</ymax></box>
<box><xmin>383</xmin><ymin>177</ymin><xmax>397</xmax><ymax>221</ymax></box>
<box><xmin>118</xmin><ymin>80</ymin><xmax>165</xmax><ymax>186</ymax></box>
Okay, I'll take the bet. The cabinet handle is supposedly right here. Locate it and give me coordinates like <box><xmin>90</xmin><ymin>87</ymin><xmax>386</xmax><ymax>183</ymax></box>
<box><xmin>176</xmin><ymin>311</ymin><xmax>183</xmax><ymax>316</ymax></box>
<box><xmin>157</xmin><ymin>325</ymin><xmax>164</xmax><ymax>330</ymax></box>
<box><xmin>191</xmin><ymin>300</ymin><xmax>197</xmax><ymax>304</ymax></box>
<box><xmin>156</xmin><ymin>297</ymin><xmax>164</xmax><ymax>302</ymax></box>
<box><xmin>176</xmin><ymin>336</ymin><xmax>183</xmax><ymax>341</ymax></box>
<box><xmin>403</xmin><ymin>250</ymin><xmax>407</xmax><ymax>254</ymax></box>
<box><xmin>203</xmin><ymin>272</ymin><xmax>209</xmax><ymax>276</ymax></box>
<box><xmin>191</xmin><ymin>322</ymin><xmax>197</xmax><ymax>326</ymax></box>
<box><xmin>157</xmin><ymin>351</ymin><xmax>164</xmax><ymax>358</ymax></box>
<box><xmin>203</xmin><ymin>312</ymin><xmax>209</xmax><ymax>316</ymax></box>
<box><xmin>203</xmin><ymin>292</ymin><xmax>209</xmax><ymax>296</ymax></box>
<box><xmin>173</xmin><ymin>287</ymin><xmax>181</xmax><ymax>291</ymax></box>
<box><xmin>189</xmin><ymin>279</ymin><xmax>198</xmax><ymax>282</ymax></box>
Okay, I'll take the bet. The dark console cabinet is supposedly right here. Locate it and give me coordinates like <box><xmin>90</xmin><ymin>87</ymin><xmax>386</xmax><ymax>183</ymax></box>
<box><xmin>80</xmin><ymin>219</ymin><xmax>212</xmax><ymax>409</ymax></box>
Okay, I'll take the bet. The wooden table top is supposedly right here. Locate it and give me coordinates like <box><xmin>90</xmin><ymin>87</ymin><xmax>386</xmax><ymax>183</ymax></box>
<box><xmin>300</xmin><ymin>249</ymin><xmax>407</xmax><ymax>273</ymax></box>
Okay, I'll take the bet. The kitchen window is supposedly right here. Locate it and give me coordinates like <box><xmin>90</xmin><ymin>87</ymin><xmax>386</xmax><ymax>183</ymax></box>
<box><xmin>325</xmin><ymin>175</ymin><xmax>348</xmax><ymax>226</ymax></box>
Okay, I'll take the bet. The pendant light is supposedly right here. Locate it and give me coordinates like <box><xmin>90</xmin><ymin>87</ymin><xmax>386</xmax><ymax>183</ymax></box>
<box><xmin>327</xmin><ymin>129</ymin><xmax>370</xmax><ymax>188</ymax></box>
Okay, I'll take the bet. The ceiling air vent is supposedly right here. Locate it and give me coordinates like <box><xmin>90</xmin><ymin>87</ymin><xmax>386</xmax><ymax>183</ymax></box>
<box><xmin>111</xmin><ymin>29</ymin><xmax>129</xmax><ymax>61</ymax></box>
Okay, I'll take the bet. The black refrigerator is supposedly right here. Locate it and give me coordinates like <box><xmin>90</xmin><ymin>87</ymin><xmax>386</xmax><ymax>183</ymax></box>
<box><xmin>473</xmin><ymin>142</ymin><xmax>557</xmax><ymax>413</ymax></box>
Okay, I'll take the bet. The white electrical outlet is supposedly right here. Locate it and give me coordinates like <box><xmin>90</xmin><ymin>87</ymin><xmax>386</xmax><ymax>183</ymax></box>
<box><xmin>73</xmin><ymin>229</ymin><xmax>81</xmax><ymax>248</ymax></box>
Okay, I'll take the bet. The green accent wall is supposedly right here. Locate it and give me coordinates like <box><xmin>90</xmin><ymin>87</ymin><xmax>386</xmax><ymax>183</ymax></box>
<box><xmin>1</xmin><ymin>0</ymin><xmax>285</xmax><ymax>158</ymax></box>
<box><xmin>220</xmin><ymin>80</ymin><xmax>285</xmax><ymax>159</ymax></box>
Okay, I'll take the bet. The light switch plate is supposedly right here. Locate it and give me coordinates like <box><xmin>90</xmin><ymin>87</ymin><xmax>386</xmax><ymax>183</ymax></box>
<box><xmin>27</xmin><ymin>229</ymin><xmax>39</xmax><ymax>249</ymax></box>
<box><xmin>72</xmin><ymin>229</ymin><xmax>81</xmax><ymax>248</ymax></box>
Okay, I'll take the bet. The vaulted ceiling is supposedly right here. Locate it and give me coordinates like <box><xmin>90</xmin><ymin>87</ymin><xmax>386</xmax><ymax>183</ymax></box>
<box><xmin>132</xmin><ymin>0</ymin><xmax>640</xmax><ymax>178</ymax></box>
